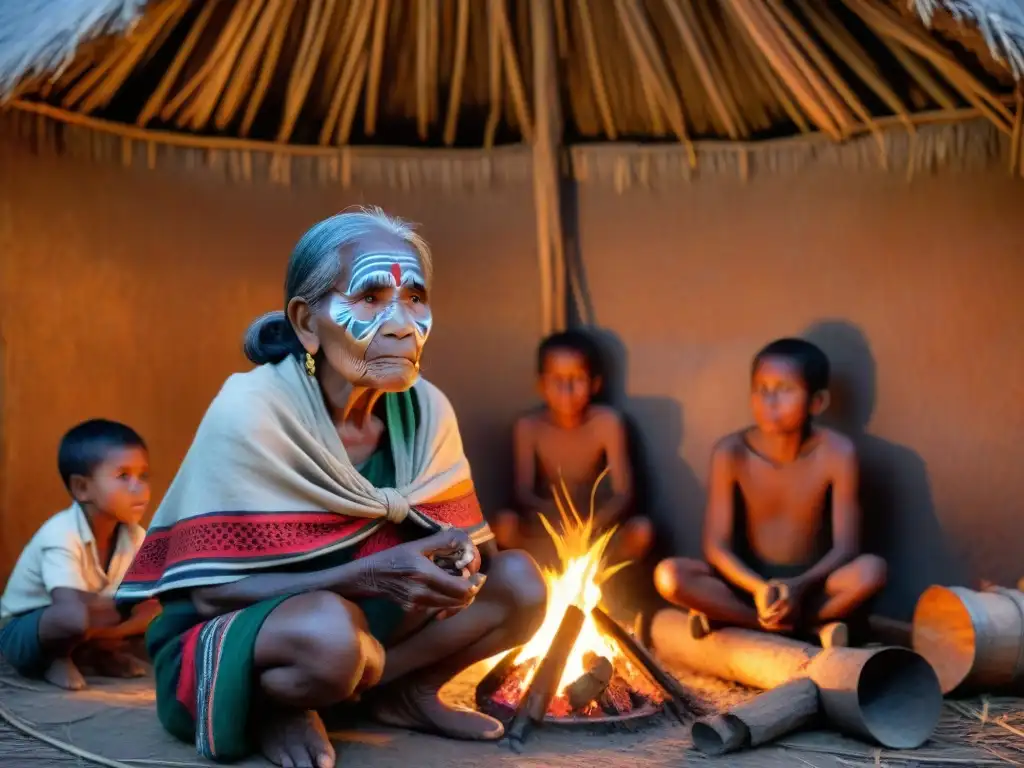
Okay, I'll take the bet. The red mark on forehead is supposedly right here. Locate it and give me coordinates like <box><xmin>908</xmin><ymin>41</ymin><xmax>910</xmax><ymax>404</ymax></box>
<box><xmin>390</xmin><ymin>263</ymin><xmax>402</xmax><ymax>283</ymax></box>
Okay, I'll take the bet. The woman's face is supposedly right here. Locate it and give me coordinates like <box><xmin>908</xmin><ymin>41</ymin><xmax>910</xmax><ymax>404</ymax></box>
<box><xmin>313</xmin><ymin>233</ymin><xmax>432</xmax><ymax>392</ymax></box>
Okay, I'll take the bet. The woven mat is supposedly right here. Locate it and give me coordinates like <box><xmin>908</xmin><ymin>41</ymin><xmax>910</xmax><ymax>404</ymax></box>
<box><xmin>1</xmin><ymin>658</ymin><xmax>1020</xmax><ymax>768</ymax></box>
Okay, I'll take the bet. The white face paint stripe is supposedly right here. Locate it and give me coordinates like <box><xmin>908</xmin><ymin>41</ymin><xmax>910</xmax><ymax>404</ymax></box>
<box><xmin>330</xmin><ymin>249</ymin><xmax>433</xmax><ymax>355</ymax></box>
<box><xmin>347</xmin><ymin>252</ymin><xmax>425</xmax><ymax>293</ymax></box>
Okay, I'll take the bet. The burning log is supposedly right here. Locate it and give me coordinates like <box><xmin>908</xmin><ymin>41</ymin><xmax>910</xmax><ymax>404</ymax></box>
<box><xmin>591</xmin><ymin>606</ymin><xmax>704</xmax><ymax>722</ymax></box>
<box><xmin>565</xmin><ymin>652</ymin><xmax>613</xmax><ymax>711</ymax></box>
<box><xmin>475</xmin><ymin>647</ymin><xmax>523</xmax><ymax>704</ymax></box>
<box><xmin>691</xmin><ymin>678</ymin><xmax>821</xmax><ymax>756</ymax></box>
<box><xmin>598</xmin><ymin>676</ymin><xmax>634</xmax><ymax>715</ymax></box>
<box><xmin>650</xmin><ymin>609</ymin><xmax>942</xmax><ymax>749</ymax></box>
<box><xmin>507</xmin><ymin>604</ymin><xmax>586</xmax><ymax>751</ymax></box>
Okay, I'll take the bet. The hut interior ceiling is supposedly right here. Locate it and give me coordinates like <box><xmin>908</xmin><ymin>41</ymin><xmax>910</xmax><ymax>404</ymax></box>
<box><xmin>0</xmin><ymin>0</ymin><xmax>1020</xmax><ymax>148</ymax></box>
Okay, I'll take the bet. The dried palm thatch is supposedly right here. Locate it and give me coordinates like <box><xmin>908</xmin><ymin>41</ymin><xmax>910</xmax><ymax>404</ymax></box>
<box><xmin>0</xmin><ymin>0</ymin><xmax>1018</xmax><ymax>149</ymax></box>
<box><xmin>910</xmin><ymin>0</ymin><xmax>1024</xmax><ymax>77</ymax></box>
<box><xmin>0</xmin><ymin>1</ymin><xmax>149</xmax><ymax>95</ymax></box>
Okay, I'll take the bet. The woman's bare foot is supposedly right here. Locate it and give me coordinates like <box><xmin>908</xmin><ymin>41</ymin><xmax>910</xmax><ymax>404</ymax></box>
<box><xmin>43</xmin><ymin>657</ymin><xmax>87</xmax><ymax>691</ymax></box>
<box><xmin>371</xmin><ymin>680</ymin><xmax>504</xmax><ymax>740</ymax></box>
<box><xmin>258</xmin><ymin>708</ymin><xmax>335</xmax><ymax>768</ymax></box>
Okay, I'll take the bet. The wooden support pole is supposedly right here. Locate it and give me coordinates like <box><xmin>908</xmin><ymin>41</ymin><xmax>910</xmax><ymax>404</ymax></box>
<box><xmin>530</xmin><ymin>0</ymin><xmax>566</xmax><ymax>335</ymax></box>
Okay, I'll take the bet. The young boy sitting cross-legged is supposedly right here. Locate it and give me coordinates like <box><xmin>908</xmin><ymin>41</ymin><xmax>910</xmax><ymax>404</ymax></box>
<box><xmin>0</xmin><ymin>419</ymin><xmax>160</xmax><ymax>690</ymax></box>
<box><xmin>493</xmin><ymin>330</ymin><xmax>654</xmax><ymax>563</ymax></box>
<box><xmin>654</xmin><ymin>339</ymin><xmax>887</xmax><ymax>648</ymax></box>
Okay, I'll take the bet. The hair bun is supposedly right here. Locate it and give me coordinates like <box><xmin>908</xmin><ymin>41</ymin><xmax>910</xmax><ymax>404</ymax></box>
<box><xmin>242</xmin><ymin>311</ymin><xmax>298</xmax><ymax>365</ymax></box>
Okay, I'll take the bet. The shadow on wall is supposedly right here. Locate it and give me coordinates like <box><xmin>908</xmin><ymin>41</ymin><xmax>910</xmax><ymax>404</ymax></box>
<box><xmin>803</xmin><ymin>320</ymin><xmax>971</xmax><ymax>620</ymax></box>
<box><xmin>582</xmin><ymin>327</ymin><xmax>705</xmax><ymax>617</ymax></box>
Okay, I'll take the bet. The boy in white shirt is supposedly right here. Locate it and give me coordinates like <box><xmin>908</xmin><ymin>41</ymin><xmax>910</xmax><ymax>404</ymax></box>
<box><xmin>0</xmin><ymin>419</ymin><xmax>160</xmax><ymax>690</ymax></box>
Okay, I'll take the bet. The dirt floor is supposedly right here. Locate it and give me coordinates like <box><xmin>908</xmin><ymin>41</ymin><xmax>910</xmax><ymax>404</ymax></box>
<box><xmin>2</xmin><ymin>655</ymin><xmax>1023</xmax><ymax>768</ymax></box>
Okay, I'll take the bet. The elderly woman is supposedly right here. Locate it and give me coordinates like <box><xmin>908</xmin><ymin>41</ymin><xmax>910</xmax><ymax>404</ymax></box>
<box><xmin>116</xmin><ymin>209</ymin><xmax>547</xmax><ymax>768</ymax></box>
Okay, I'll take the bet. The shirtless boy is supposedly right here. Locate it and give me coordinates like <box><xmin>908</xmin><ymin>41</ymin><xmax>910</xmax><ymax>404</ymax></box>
<box><xmin>494</xmin><ymin>330</ymin><xmax>653</xmax><ymax>562</ymax></box>
<box><xmin>0</xmin><ymin>419</ymin><xmax>160</xmax><ymax>689</ymax></box>
<box><xmin>654</xmin><ymin>338</ymin><xmax>886</xmax><ymax>647</ymax></box>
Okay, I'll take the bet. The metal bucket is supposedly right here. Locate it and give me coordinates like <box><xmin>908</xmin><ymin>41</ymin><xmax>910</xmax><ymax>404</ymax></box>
<box><xmin>912</xmin><ymin>585</ymin><xmax>1024</xmax><ymax>695</ymax></box>
<box><xmin>808</xmin><ymin>646</ymin><xmax>942</xmax><ymax>749</ymax></box>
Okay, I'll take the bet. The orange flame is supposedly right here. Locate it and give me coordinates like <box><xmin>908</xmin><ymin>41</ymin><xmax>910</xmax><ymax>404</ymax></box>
<box><xmin>489</xmin><ymin>469</ymin><xmax>632</xmax><ymax>696</ymax></box>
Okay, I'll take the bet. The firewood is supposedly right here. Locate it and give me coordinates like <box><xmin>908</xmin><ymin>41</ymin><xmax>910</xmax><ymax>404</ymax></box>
<box><xmin>474</xmin><ymin>646</ymin><xmax>522</xmax><ymax>707</ymax></box>
<box><xmin>507</xmin><ymin>604</ymin><xmax>586</xmax><ymax>750</ymax></box>
<box><xmin>651</xmin><ymin>610</ymin><xmax>942</xmax><ymax>749</ymax></box>
<box><xmin>598</xmin><ymin>676</ymin><xmax>633</xmax><ymax>715</ymax></box>
<box><xmin>566</xmin><ymin>654</ymin><xmax>613</xmax><ymax>711</ymax></box>
<box><xmin>691</xmin><ymin>678</ymin><xmax>820</xmax><ymax>756</ymax></box>
<box><xmin>591</xmin><ymin>606</ymin><xmax>703</xmax><ymax>721</ymax></box>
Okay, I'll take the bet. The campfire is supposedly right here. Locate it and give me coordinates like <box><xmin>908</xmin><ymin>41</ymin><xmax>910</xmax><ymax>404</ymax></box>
<box><xmin>474</xmin><ymin>478</ymin><xmax>697</xmax><ymax>748</ymax></box>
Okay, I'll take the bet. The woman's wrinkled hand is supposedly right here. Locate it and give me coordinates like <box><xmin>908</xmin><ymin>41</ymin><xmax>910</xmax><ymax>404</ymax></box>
<box><xmin>356</xmin><ymin>530</ymin><xmax>484</xmax><ymax>612</ymax></box>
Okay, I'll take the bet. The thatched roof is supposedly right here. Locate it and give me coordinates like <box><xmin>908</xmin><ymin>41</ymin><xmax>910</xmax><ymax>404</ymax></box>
<box><xmin>0</xmin><ymin>0</ymin><xmax>1020</xmax><ymax>148</ymax></box>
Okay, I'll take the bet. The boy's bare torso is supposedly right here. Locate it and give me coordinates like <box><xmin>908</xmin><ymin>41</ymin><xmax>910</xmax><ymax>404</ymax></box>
<box><xmin>519</xmin><ymin>405</ymin><xmax>619</xmax><ymax>512</ymax></box>
<box><xmin>722</xmin><ymin>427</ymin><xmax>852</xmax><ymax>566</ymax></box>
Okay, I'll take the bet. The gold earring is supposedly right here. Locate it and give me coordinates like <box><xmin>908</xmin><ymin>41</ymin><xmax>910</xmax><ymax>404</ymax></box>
<box><xmin>304</xmin><ymin>352</ymin><xmax>316</xmax><ymax>377</ymax></box>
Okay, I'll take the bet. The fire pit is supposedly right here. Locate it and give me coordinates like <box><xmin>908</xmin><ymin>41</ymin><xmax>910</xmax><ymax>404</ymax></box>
<box><xmin>473</xmin><ymin>486</ymin><xmax>699</xmax><ymax>748</ymax></box>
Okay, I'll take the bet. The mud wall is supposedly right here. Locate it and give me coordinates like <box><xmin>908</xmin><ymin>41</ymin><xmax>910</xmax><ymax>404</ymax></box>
<box><xmin>578</xmin><ymin>168</ymin><xmax>1024</xmax><ymax>617</ymax></box>
<box><xmin>0</xmin><ymin>141</ymin><xmax>541</xmax><ymax>587</ymax></box>
<box><xmin>2</xmin><ymin>137</ymin><xmax>1023</xmax><ymax>618</ymax></box>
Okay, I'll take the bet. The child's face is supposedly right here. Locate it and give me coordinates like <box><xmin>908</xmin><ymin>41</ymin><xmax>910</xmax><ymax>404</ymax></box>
<box><xmin>750</xmin><ymin>356</ymin><xmax>813</xmax><ymax>435</ymax></box>
<box><xmin>76</xmin><ymin>446</ymin><xmax>151</xmax><ymax>526</ymax></box>
<box><xmin>538</xmin><ymin>349</ymin><xmax>596</xmax><ymax>419</ymax></box>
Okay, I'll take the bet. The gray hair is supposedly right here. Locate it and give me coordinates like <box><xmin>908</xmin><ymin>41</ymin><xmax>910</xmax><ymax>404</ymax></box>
<box><xmin>243</xmin><ymin>206</ymin><xmax>433</xmax><ymax>365</ymax></box>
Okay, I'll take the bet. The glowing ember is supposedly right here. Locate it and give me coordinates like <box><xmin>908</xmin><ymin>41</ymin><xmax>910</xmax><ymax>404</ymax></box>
<box><xmin>477</xmin><ymin>475</ymin><xmax>660</xmax><ymax>718</ymax></box>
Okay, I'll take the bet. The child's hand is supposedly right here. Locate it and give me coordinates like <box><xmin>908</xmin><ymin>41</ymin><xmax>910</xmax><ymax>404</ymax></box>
<box><xmin>755</xmin><ymin>580</ymin><xmax>792</xmax><ymax>629</ymax></box>
<box><xmin>753</xmin><ymin>581</ymin><xmax>781</xmax><ymax>623</ymax></box>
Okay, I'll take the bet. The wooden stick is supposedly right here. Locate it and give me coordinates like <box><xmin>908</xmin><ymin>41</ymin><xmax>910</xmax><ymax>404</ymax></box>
<box><xmin>167</xmin><ymin>0</ymin><xmax>261</xmax><ymax>127</ymax></box>
<box><xmin>756</xmin><ymin>0</ymin><xmax>854</xmax><ymax>133</ymax></box>
<box><xmin>490</xmin><ymin>0</ymin><xmax>533</xmax><ymax>141</ymax></box>
<box><xmin>552</xmin><ymin>0</ymin><xmax>569</xmax><ymax>57</ymax></box>
<box><xmin>442</xmin><ymin>0</ymin><xmax>470</xmax><ymax>146</ymax></box>
<box><xmin>882</xmin><ymin>37</ymin><xmax>957</xmax><ymax>111</ymax></box>
<box><xmin>483</xmin><ymin>0</ymin><xmax>503</xmax><ymax>149</ymax></box>
<box><xmin>278</xmin><ymin>0</ymin><xmax>338</xmax><ymax>143</ymax></box>
<box><xmin>566</xmin><ymin>654</ymin><xmax>613</xmax><ymax>710</ymax></box>
<box><xmin>591</xmin><ymin>606</ymin><xmax>701</xmax><ymax>722</ymax></box>
<box><xmin>319</xmin><ymin>0</ymin><xmax>375</xmax><ymax>144</ymax></box>
<box><xmin>724</xmin><ymin>0</ymin><xmax>841</xmax><ymax>138</ymax></box>
<box><xmin>215</xmin><ymin>0</ymin><xmax>288</xmax><ymax>128</ymax></box>
<box><xmin>799</xmin><ymin>1</ymin><xmax>913</xmax><ymax>132</ymax></box>
<box><xmin>530</xmin><ymin>0</ymin><xmax>564</xmax><ymax>333</ymax></box>
<box><xmin>579</xmin><ymin>0</ymin><xmax>617</xmax><ymax>139</ymax></box>
<box><xmin>240</xmin><ymin>1</ymin><xmax>295</xmax><ymax>136</ymax></box>
<box><xmin>139</xmin><ymin>0</ymin><xmax>218</xmax><ymax>126</ymax></box>
<box><xmin>1010</xmin><ymin>89</ymin><xmax>1023</xmax><ymax>175</ymax></box>
<box><xmin>474</xmin><ymin>646</ymin><xmax>523</xmax><ymax>704</ymax></box>
<box><xmin>78</xmin><ymin>0</ymin><xmax>190</xmax><ymax>114</ymax></box>
<box><xmin>691</xmin><ymin>678</ymin><xmax>820</xmax><ymax>756</ymax></box>
<box><xmin>317</xmin><ymin>0</ymin><xmax>362</xmax><ymax>110</ymax></box>
<box><xmin>665</xmin><ymin>0</ymin><xmax>739</xmax><ymax>138</ymax></box>
<box><xmin>336</xmin><ymin>51</ymin><xmax>369</xmax><ymax>145</ymax></box>
<box><xmin>507</xmin><ymin>605</ymin><xmax>586</xmax><ymax>751</ymax></box>
<box><xmin>848</xmin><ymin>0</ymin><xmax>1013</xmax><ymax>132</ymax></box>
<box><xmin>364</xmin><ymin>0</ymin><xmax>391</xmax><ymax>136</ymax></box>
<box><xmin>766</xmin><ymin>0</ymin><xmax>886</xmax><ymax>160</ymax></box>
<box><xmin>615</xmin><ymin>0</ymin><xmax>690</xmax><ymax>149</ymax></box>
<box><xmin>416</xmin><ymin>0</ymin><xmax>430</xmax><ymax>139</ymax></box>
